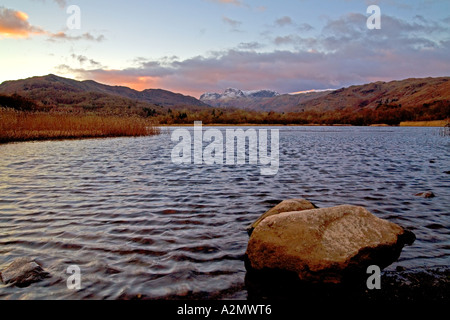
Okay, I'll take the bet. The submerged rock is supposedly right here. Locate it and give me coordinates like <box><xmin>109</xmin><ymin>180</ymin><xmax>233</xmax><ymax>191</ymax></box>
<box><xmin>246</xmin><ymin>205</ymin><xmax>415</xmax><ymax>284</ymax></box>
<box><xmin>0</xmin><ymin>258</ymin><xmax>49</xmax><ymax>287</ymax></box>
<box><xmin>415</xmin><ymin>191</ymin><xmax>436</xmax><ymax>198</ymax></box>
<box><xmin>247</xmin><ymin>199</ymin><xmax>317</xmax><ymax>235</ymax></box>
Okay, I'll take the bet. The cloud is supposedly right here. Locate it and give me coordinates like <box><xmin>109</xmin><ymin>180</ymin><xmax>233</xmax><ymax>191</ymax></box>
<box><xmin>275</xmin><ymin>16</ymin><xmax>294</xmax><ymax>27</ymax></box>
<box><xmin>0</xmin><ymin>6</ymin><xmax>104</xmax><ymax>42</ymax></box>
<box><xmin>237</xmin><ymin>42</ymin><xmax>265</xmax><ymax>50</ymax></box>
<box><xmin>71</xmin><ymin>54</ymin><xmax>102</xmax><ymax>67</ymax></box>
<box><xmin>57</xmin><ymin>45</ymin><xmax>448</xmax><ymax>98</ymax></box>
<box><xmin>31</xmin><ymin>0</ymin><xmax>67</xmax><ymax>9</ymax></box>
<box><xmin>53</xmin><ymin>0</ymin><xmax>67</xmax><ymax>8</ymax></box>
<box><xmin>256</xmin><ymin>6</ymin><xmax>267</xmax><ymax>12</ymax></box>
<box><xmin>319</xmin><ymin>13</ymin><xmax>448</xmax><ymax>52</ymax></box>
<box><xmin>49</xmin><ymin>32</ymin><xmax>106</xmax><ymax>42</ymax></box>
<box><xmin>274</xmin><ymin>35</ymin><xmax>300</xmax><ymax>46</ymax></box>
<box><xmin>222</xmin><ymin>16</ymin><xmax>243</xmax><ymax>31</ymax></box>
<box><xmin>0</xmin><ymin>7</ymin><xmax>46</xmax><ymax>38</ymax></box>
<box><xmin>206</xmin><ymin>0</ymin><xmax>244</xmax><ymax>6</ymax></box>
<box><xmin>54</xmin><ymin>50</ymin><xmax>346</xmax><ymax>96</ymax></box>
<box><xmin>298</xmin><ymin>23</ymin><xmax>314</xmax><ymax>32</ymax></box>
<box><xmin>273</xmin><ymin>16</ymin><xmax>313</xmax><ymax>32</ymax></box>
<box><xmin>56</xmin><ymin>13</ymin><xmax>450</xmax><ymax>97</ymax></box>
<box><xmin>362</xmin><ymin>0</ymin><xmax>413</xmax><ymax>10</ymax></box>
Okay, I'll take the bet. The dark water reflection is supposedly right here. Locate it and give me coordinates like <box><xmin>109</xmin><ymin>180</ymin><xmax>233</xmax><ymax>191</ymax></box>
<box><xmin>0</xmin><ymin>126</ymin><xmax>448</xmax><ymax>299</ymax></box>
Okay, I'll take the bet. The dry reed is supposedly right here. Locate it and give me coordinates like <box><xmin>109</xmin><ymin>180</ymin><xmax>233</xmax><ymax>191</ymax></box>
<box><xmin>0</xmin><ymin>109</ymin><xmax>160</xmax><ymax>143</ymax></box>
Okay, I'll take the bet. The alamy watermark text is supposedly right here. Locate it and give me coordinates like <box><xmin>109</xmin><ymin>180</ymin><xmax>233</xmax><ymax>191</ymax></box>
<box><xmin>171</xmin><ymin>122</ymin><xmax>279</xmax><ymax>176</ymax></box>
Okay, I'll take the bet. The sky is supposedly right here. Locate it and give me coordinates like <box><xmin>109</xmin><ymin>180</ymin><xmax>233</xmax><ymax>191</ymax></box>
<box><xmin>0</xmin><ymin>0</ymin><xmax>449</xmax><ymax>98</ymax></box>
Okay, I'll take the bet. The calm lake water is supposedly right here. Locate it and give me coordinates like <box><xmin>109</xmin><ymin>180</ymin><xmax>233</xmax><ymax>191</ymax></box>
<box><xmin>0</xmin><ymin>126</ymin><xmax>448</xmax><ymax>299</ymax></box>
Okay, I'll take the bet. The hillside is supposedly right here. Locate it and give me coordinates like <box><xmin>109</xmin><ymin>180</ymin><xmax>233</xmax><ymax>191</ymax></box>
<box><xmin>295</xmin><ymin>77</ymin><xmax>450</xmax><ymax>112</ymax></box>
<box><xmin>200</xmin><ymin>77</ymin><xmax>450</xmax><ymax>113</ymax></box>
<box><xmin>0</xmin><ymin>74</ymin><xmax>208</xmax><ymax>111</ymax></box>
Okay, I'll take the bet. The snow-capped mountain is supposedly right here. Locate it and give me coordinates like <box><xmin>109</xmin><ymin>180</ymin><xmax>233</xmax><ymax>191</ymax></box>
<box><xmin>200</xmin><ymin>87</ymin><xmax>335</xmax><ymax>111</ymax></box>
<box><xmin>200</xmin><ymin>88</ymin><xmax>280</xmax><ymax>102</ymax></box>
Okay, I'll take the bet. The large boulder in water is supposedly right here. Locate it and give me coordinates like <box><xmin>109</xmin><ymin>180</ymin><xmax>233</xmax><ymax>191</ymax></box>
<box><xmin>0</xmin><ymin>258</ymin><xmax>49</xmax><ymax>287</ymax></box>
<box><xmin>246</xmin><ymin>205</ymin><xmax>415</xmax><ymax>283</ymax></box>
<box><xmin>247</xmin><ymin>199</ymin><xmax>317</xmax><ymax>235</ymax></box>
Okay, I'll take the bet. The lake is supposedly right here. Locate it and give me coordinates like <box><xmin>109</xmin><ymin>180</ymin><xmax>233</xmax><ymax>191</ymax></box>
<box><xmin>0</xmin><ymin>126</ymin><xmax>448</xmax><ymax>299</ymax></box>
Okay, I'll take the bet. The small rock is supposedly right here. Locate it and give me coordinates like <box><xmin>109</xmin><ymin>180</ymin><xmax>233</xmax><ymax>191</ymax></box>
<box><xmin>247</xmin><ymin>199</ymin><xmax>317</xmax><ymax>235</ymax></box>
<box><xmin>0</xmin><ymin>258</ymin><xmax>49</xmax><ymax>287</ymax></box>
<box><xmin>246</xmin><ymin>205</ymin><xmax>415</xmax><ymax>284</ymax></box>
<box><xmin>415</xmin><ymin>191</ymin><xmax>435</xmax><ymax>198</ymax></box>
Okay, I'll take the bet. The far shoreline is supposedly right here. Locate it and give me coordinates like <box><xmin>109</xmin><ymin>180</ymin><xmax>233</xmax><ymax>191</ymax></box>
<box><xmin>160</xmin><ymin>119</ymin><xmax>449</xmax><ymax>128</ymax></box>
<box><xmin>399</xmin><ymin>120</ymin><xmax>449</xmax><ymax>127</ymax></box>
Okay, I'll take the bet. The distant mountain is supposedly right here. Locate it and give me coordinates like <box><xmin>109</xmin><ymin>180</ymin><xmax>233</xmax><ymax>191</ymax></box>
<box><xmin>200</xmin><ymin>88</ymin><xmax>282</xmax><ymax>110</ymax></box>
<box><xmin>0</xmin><ymin>74</ymin><xmax>207</xmax><ymax>108</ymax></box>
<box><xmin>200</xmin><ymin>77</ymin><xmax>450</xmax><ymax>113</ymax></box>
<box><xmin>200</xmin><ymin>87</ymin><xmax>334</xmax><ymax>111</ymax></box>
<box><xmin>201</xmin><ymin>88</ymin><xmax>280</xmax><ymax>100</ymax></box>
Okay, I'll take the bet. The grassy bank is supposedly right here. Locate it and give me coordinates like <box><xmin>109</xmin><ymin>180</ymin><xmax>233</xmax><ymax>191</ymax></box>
<box><xmin>0</xmin><ymin>109</ymin><xmax>160</xmax><ymax>144</ymax></box>
<box><xmin>400</xmin><ymin>120</ymin><xmax>449</xmax><ymax>127</ymax></box>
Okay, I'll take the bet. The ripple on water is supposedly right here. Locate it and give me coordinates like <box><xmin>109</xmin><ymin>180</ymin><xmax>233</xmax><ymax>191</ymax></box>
<box><xmin>0</xmin><ymin>127</ymin><xmax>448</xmax><ymax>299</ymax></box>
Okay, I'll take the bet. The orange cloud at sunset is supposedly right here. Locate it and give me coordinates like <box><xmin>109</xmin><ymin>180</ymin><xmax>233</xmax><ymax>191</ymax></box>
<box><xmin>15</xmin><ymin>11</ymin><xmax>29</xmax><ymax>21</ymax></box>
<box><xmin>66</xmin><ymin>69</ymin><xmax>164</xmax><ymax>93</ymax></box>
<box><xmin>0</xmin><ymin>7</ymin><xmax>45</xmax><ymax>38</ymax></box>
<box><xmin>100</xmin><ymin>75</ymin><xmax>200</xmax><ymax>97</ymax></box>
<box><xmin>96</xmin><ymin>75</ymin><xmax>160</xmax><ymax>92</ymax></box>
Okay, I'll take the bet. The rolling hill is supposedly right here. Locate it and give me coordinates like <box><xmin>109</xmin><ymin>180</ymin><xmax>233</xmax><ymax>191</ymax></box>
<box><xmin>295</xmin><ymin>77</ymin><xmax>450</xmax><ymax>113</ymax></box>
<box><xmin>0</xmin><ymin>74</ymin><xmax>208</xmax><ymax>111</ymax></box>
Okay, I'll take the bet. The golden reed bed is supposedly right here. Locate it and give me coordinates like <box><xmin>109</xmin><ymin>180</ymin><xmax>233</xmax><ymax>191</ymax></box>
<box><xmin>399</xmin><ymin>120</ymin><xmax>449</xmax><ymax>127</ymax></box>
<box><xmin>0</xmin><ymin>109</ymin><xmax>160</xmax><ymax>143</ymax></box>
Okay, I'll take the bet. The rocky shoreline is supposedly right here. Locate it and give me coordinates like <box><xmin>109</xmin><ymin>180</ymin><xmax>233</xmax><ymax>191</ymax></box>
<box><xmin>245</xmin><ymin>265</ymin><xmax>449</xmax><ymax>303</ymax></box>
